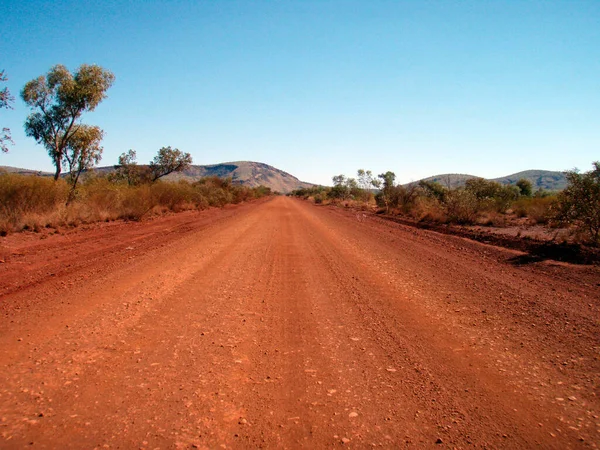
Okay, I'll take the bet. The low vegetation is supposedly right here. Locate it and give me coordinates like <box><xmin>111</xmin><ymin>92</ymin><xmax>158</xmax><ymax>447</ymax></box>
<box><xmin>290</xmin><ymin>162</ymin><xmax>600</xmax><ymax>246</ymax></box>
<box><xmin>0</xmin><ymin>172</ymin><xmax>271</xmax><ymax>235</ymax></box>
<box><xmin>553</xmin><ymin>162</ymin><xmax>600</xmax><ymax>244</ymax></box>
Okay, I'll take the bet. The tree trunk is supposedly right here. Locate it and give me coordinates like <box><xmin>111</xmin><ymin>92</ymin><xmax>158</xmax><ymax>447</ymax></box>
<box><xmin>66</xmin><ymin>171</ymin><xmax>81</xmax><ymax>206</ymax></box>
<box><xmin>53</xmin><ymin>154</ymin><xmax>61</xmax><ymax>181</ymax></box>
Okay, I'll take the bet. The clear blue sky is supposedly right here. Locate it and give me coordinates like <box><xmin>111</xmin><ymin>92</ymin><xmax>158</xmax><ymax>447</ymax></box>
<box><xmin>1</xmin><ymin>0</ymin><xmax>599</xmax><ymax>185</ymax></box>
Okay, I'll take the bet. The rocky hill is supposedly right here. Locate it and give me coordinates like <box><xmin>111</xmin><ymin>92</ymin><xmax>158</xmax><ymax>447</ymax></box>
<box><xmin>1</xmin><ymin>161</ymin><xmax>313</xmax><ymax>194</ymax></box>
<box><xmin>164</xmin><ymin>161</ymin><xmax>313</xmax><ymax>193</ymax></box>
<box><xmin>491</xmin><ymin>170</ymin><xmax>568</xmax><ymax>191</ymax></box>
<box><xmin>416</xmin><ymin>170</ymin><xmax>567</xmax><ymax>191</ymax></box>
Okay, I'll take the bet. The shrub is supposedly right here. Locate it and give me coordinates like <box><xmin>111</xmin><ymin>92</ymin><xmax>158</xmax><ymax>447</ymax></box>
<box><xmin>410</xmin><ymin>196</ymin><xmax>446</xmax><ymax>222</ymax></box>
<box><xmin>516</xmin><ymin>178</ymin><xmax>533</xmax><ymax>197</ymax></box>
<box><xmin>120</xmin><ymin>185</ymin><xmax>156</xmax><ymax>220</ymax></box>
<box><xmin>0</xmin><ymin>174</ymin><xmax>69</xmax><ymax>232</ymax></box>
<box><xmin>493</xmin><ymin>185</ymin><xmax>520</xmax><ymax>213</ymax></box>
<box><xmin>418</xmin><ymin>180</ymin><xmax>447</xmax><ymax>203</ymax></box>
<box><xmin>553</xmin><ymin>162</ymin><xmax>600</xmax><ymax>244</ymax></box>
<box><xmin>0</xmin><ymin>173</ymin><xmax>272</xmax><ymax>234</ymax></box>
<box><xmin>465</xmin><ymin>178</ymin><xmax>502</xmax><ymax>200</ymax></box>
<box><xmin>513</xmin><ymin>196</ymin><xmax>556</xmax><ymax>224</ymax></box>
<box><xmin>444</xmin><ymin>189</ymin><xmax>479</xmax><ymax>224</ymax></box>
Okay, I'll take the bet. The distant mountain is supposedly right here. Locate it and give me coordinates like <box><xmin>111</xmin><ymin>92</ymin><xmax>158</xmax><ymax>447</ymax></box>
<box><xmin>491</xmin><ymin>170</ymin><xmax>568</xmax><ymax>191</ymax></box>
<box><xmin>416</xmin><ymin>173</ymin><xmax>477</xmax><ymax>189</ymax></box>
<box><xmin>0</xmin><ymin>166</ymin><xmax>53</xmax><ymax>176</ymax></box>
<box><xmin>163</xmin><ymin>161</ymin><xmax>313</xmax><ymax>193</ymax></box>
<box><xmin>1</xmin><ymin>161</ymin><xmax>314</xmax><ymax>194</ymax></box>
<box><xmin>415</xmin><ymin>170</ymin><xmax>567</xmax><ymax>191</ymax></box>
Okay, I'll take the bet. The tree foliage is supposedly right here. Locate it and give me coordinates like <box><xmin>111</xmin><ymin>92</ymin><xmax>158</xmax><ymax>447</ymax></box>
<box><xmin>418</xmin><ymin>180</ymin><xmax>447</xmax><ymax>202</ymax></box>
<box><xmin>554</xmin><ymin>162</ymin><xmax>600</xmax><ymax>244</ymax></box>
<box><xmin>330</xmin><ymin>174</ymin><xmax>350</xmax><ymax>199</ymax></box>
<box><xmin>64</xmin><ymin>125</ymin><xmax>104</xmax><ymax>202</ymax></box>
<box><xmin>376</xmin><ymin>171</ymin><xmax>396</xmax><ymax>212</ymax></box>
<box><xmin>0</xmin><ymin>70</ymin><xmax>14</xmax><ymax>153</ymax></box>
<box><xmin>112</xmin><ymin>149</ymin><xmax>150</xmax><ymax>186</ymax></box>
<box><xmin>357</xmin><ymin>169</ymin><xmax>379</xmax><ymax>190</ymax></box>
<box><xmin>516</xmin><ymin>178</ymin><xmax>533</xmax><ymax>197</ymax></box>
<box><xmin>465</xmin><ymin>177</ymin><xmax>519</xmax><ymax>213</ymax></box>
<box><xmin>464</xmin><ymin>178</ymin><xmax>502</xmax><ymax>199</ymax></box>
<box><xmin>21</xmin><ymin>64</ymin><xmax>115</xmax><ymax>179</ymax></box>
<box><xmin>150</xmin><ymin>146</ymin><xmax>192</xmax><ymax>181</ymax></box>
<box><xmin>355</xmin><ymin>169</ymin><xmax>377</xmax><ymax>202</ymax></box>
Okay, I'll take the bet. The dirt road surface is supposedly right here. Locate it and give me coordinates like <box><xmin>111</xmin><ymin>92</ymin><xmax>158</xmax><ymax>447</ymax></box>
<box><xmin>0</xmin><ymin>197</ymin><xmax>598</xmax><ymax>449</ymax></box>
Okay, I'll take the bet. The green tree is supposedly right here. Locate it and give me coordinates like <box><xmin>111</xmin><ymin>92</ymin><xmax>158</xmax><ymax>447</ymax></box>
<box><xmin>357</xmin><ymin>169</ymin><xmax>379</xmax><ymax>190</ymax></box>
<box><xmin>356</xmin><ymin>169</ymin><xmax>377</xmax><ymax>202</ymax></box>
<box><xmin>418</xmin><ymin>180</ymin><xmax>447</xmax><ymax>202</ymax></box>
<box><xmin>376</xmin><ymin>171</ymin><xmax>397</xmax><ymax>212</ymax></box>
<box><xmin>330</xmin><ymin>174</ymin><xmax>350</xmax><ymax>199</ymax></box>
<box><xmin>554</xmin><ymin>162</ymin><xmax>600</xmax><ymax>244</ymax></box>
<box><xmin>21</xmin><ymin>64</ymin><xmax>115</xmax><ymax>179</ymax></box>
<box><xmin>112</xmin><ymin>149</ymin><xmax>150</xmax><ymax>185</ymax></box>
<box><xmin>464</xmin><ymin>178</ymin><xmax>501</xmax><ymax>199</ymax></box>
<box><xmin>150</xmin><ymin>146</ymin><xmax>192</xmax><ymax>181</ymax></box>
<box><xmin>63</xmin><ymin>125</ymin><xmax>103</xmax><ymax>202</ymax></box>
<box><xmin>516</xmin><ymin>178</ymin><xmax>533</xmax><ymax>197</ymax></box>
<box><xmin>494</xmin><ymin>184</ymin><xmax>520</xmax><ymax>213</ymax></box>
<box><xmin>0</xmin><ymin>70</ymin><xmax>14</xmax><ymax>153</ymax></box>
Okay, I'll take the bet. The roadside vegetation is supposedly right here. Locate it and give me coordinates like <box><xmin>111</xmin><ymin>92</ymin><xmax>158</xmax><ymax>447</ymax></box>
<box><xmin>0</xmin><ymin>64</ymin><xmax>272</xmax><ymax>235</ymax></box>
<box><xmin>0</xmin><ymin>172</ymin><xmax>271</xmax><ymax>235</ymax></box>
<box><xmin>290</xmin><ymin>162</ymin><xmax>600</xmax><ymax>246</ymax></box>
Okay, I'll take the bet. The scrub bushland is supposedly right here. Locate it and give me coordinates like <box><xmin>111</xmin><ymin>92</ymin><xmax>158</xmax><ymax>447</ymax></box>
<box><xmin>0</xmin><ymin>173</ymin><xmax>271</xmax><ymax>235</ymax></box>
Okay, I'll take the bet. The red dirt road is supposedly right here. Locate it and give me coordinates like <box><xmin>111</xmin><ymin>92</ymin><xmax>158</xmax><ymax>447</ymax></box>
<box><xmin>0</xmin><ymin>197</ymin><xmax>598</xmax><ymax>449</ymax></box>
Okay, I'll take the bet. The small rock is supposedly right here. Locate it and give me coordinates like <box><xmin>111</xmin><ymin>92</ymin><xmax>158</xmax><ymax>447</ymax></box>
<box><xmin>349</xmin><ymin>412</ymin><xmax>358</xmax><ymax>418</ymax></box>
<box><xmin>436</xmin><ymin>438</ymin><xmax>443</xmax><ymax>444</ymax></box>
<box><xmin>341</xmin><ymin>437</ymin><xmax>350</xmax><ymax>444</ymax></box>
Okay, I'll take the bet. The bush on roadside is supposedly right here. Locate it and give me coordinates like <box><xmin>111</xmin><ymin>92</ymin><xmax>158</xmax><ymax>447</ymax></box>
<box><xmin>0</xmin><ymin>174</ymin><xmax>69</xmax><ymax>233</ymax></box>
<box><xmin>552</xmin><ymin>162</ymin><xmax>600</xmax><ymax>244</ymax></box>
<box><xmin>513</xmin><ymin>196</ymin><xmax>556</xmax><ymax>224</ymax></box>
<box><xmin>444</xmin><ymin>189</ymin><xmax>479</xmax><ymax>224</ymax></box>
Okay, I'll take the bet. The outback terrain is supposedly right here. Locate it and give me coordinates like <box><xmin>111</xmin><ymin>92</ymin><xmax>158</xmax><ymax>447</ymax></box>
<box><xmin>0</xmin><ymin>196</ymin><xmax>598</xmax><ymax>448</ymax></box>
<box><xmin>1</xmin><ymin>164</ymin><xmax>566</xmax><ymax>193</ymax></box>
<box><xmin>0</xmin><ymin>161</ymin><xmax>314</xmax><ymax>194</ymax></box>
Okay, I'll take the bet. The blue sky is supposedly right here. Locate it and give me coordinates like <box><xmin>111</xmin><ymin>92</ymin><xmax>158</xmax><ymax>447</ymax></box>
<box><xmin>1</xmin><ymin>0</ymin><xmax>598</xmax><ymax>185</ymax></box>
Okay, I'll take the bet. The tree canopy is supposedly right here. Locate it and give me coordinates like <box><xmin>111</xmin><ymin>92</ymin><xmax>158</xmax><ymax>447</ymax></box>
<box><xmin>64</xmin><ymin>125</ymin><xmax>104</xmax><ymax>201</ymax></box>
<box><xmin>150</xmin><ymin>146</ymin><xmax>192</xmax><ymax>181</ymax></box>
<box><xmin>554</xmin><ymin>162</ymin><xmax>600</xmax><ymax>244</ymax></box>
<box><xmin>0</xmin><ymin>70</ymin><xmax>14</xmax><ymax>153</ymax></box>
<box><xmin>21</xmin><ymin>64</ymin><xmax>115</xmax><ymax>179</ymax></box>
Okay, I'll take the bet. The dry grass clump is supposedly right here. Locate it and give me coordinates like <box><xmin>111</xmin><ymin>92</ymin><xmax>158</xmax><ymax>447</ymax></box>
<box><xmin>0</xmin><ymin>174</ymin><xmax>70</xmax><ymax>234</ymax></box>
<box><xmin>409</xmin><ymin>197</ymin><xmax>446</xmax><ymax>222</ymax></box>
<box><xmin>513</xmin><ymin>197</ymin><xmax>556</xmax><ymax>225</ymax></box>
